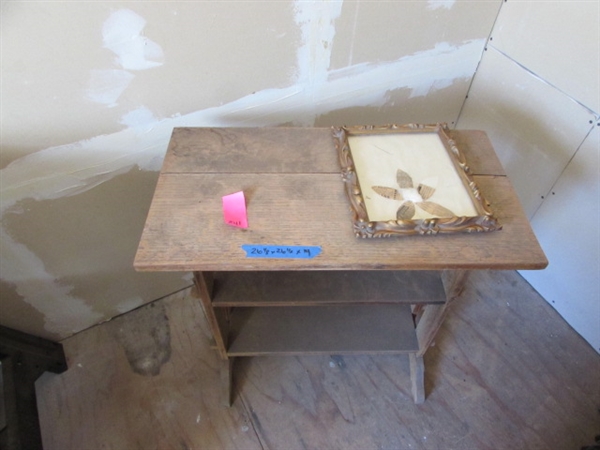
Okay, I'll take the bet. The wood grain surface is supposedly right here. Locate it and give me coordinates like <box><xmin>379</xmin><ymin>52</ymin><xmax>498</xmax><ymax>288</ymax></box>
<box><xmin>135</xmin><ymin>173</ymin><xmax>546</xmax><ymax>271</ymax></box>
<box><xmin>36</xmin><ymin>271</ymin><xmax>600</xmax><ymax>450</ymax></box>
<box><xmin>211</xmin><ymin>270</ymin><xmax>446</xmax><ymax>306</ymax></box>
<box><xmin>446</xmin><ymin>129</ymin><xmax>506</xmax><ymax>176</ymax></box>
<box><xmin>35</xmin><ymin>289</ymin><xmax>261</xmax><ymax>450</ymax></box>
<box><xmin>161</xmin><ymin>127</ymin><xmax>340</xmax><ymax>174</ymax></box>
<box><xmin>227</xmin><ymin>304</ymin><xmax>418</xmax><ymax>355</ymax></box>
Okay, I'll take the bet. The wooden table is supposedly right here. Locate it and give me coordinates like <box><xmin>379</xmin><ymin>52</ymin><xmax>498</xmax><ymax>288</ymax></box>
<box><xmin>134</xmin><ymin>127</ymin><xmax>547</xmax><ymax>405</ymax></box>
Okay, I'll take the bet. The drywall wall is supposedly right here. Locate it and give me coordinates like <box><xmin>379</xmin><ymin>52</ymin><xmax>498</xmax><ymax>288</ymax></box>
<box><xmin>457</xmin><ymin>0</ymin><xmax>599</xmax><ymax>351</ymax></box>
<box><xmin>1</xmin><ymin>1</ymin><xmax>502</xmax><ymax>340</ymax></box>
<box><xmin>522</xmin><ymin>127</ymin><xmax>599</xmax><ymax>353</ymax></box>
<box><xmin>457</xmin><ymin>47</ymin><xmax>595</xmax><ymax>216</ymax></box>
<box><xmin>489</xmin><ymin>0</ymin><xmax>599</xmax><ymax>114</ymax></box>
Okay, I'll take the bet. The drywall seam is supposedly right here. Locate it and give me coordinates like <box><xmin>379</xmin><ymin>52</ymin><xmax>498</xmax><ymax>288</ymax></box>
<box><xmin>347</xmin><ymin>0</ymin><xmax>360</xmax><ymax>66</ymax></box>
<box><xmin>294</xmin><ymin>0</ymin><xmax>343</xmax><ymax>86</ymax></box>
<box><xmin>489</xmin><ymin>45</ymin><xmax>599</xmax><ymax>117</ymax></box>
<box><xmin>530</xmin><ymin>123</ymin><xmax>598</xmax><ymax>219</ymax></box>
<box><xmin>454</xmin><ymin>0</ymin><xmax>503</xmax><ymax>125</ymax></box>
<box><xmin>116</xmin><ymin>296</ymin><xmax>144</xmax><ymax>314</ymax></box>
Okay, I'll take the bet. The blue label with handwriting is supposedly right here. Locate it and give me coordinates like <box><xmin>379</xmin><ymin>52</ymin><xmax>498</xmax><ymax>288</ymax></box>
<box><xmin>241</xmin><ymin>245</ymin><xmax>322</xmax><ymax>259</ymax></box>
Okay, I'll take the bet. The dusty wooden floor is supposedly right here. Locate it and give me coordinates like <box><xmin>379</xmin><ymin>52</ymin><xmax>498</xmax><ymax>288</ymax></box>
<box><xmin>36</xmin><ymin>271</ymin><xmax>600</xmax><ymax>450</ymax></box>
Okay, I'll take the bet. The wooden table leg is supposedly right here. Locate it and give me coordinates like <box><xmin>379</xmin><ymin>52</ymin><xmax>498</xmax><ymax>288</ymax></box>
<box><xmin>416</xmin><ymin>269</ymin><xmax>469</xmax><ymax>357</ymax></box>
<box><xmin>409</xmin><ymin>353</ymin><xmax>425</xmax><ymax>404</ymax></box>
<box><xmin>220</xmin><ymin>358</ymin><xmax>234</xmax><ymax>407</ymax></box>
<box><xmin>411</xmin><ymin>270</ymin><xmax>469</xmax><ymax>402</ymax></box>
<box><xmin>193</xmin><ymin>271</ymin><xmax>228</xmax><ymax>359</ymax></box>
<box><xmin>193</xmin><ymin>271</ymin><xmax>235</xmax><ymax>405</ymax></box>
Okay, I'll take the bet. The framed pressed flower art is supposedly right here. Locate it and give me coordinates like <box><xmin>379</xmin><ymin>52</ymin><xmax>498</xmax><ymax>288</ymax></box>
<box><xmin>332</xmin><ymin>123</ymin><xmax>501</xmax><ymax>238</ymax></box>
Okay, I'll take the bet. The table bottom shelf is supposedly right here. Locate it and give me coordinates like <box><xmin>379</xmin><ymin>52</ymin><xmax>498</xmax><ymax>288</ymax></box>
<box><xmin>226</xmin><ymin>304</ymin><xmax>418</xmax><ymax>356</ymax></box>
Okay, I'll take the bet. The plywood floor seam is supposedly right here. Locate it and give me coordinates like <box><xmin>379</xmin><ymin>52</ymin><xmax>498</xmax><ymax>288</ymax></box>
<box><xmin>36</xmin><ymin>271</ymin><xmax>600</xmax><ymax>450</ymax></box>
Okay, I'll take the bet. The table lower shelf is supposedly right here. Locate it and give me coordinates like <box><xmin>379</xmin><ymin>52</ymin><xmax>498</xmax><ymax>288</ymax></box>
<box><xmin>212</xmin><ymin>270</ymin><xmax>446</xmax><ymax>307</ymax></box>
<box><xmin>226</xmin><ymin>304</ymin><xmax>419</xmax><ymax>356</ymax></box>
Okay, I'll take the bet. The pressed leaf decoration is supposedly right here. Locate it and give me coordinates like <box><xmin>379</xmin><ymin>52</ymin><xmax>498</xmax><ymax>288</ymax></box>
<box><xmin>396</xmin><ymin>169</ymin><xmax>413</xmax><ymax>189</ymax></box>
<box><xmin>417</xmin><ymin>183</ymin><xmax>435</xmax><ymax>200</ymax></box>
<box><xmin>418</xmin><ymin>201</ymin><xmax>454</xmax><ymax>218</ymax></box>
<box><xmin>372</xmin><ymin>167</ymin><xmax>456</xmax><ymax>220</ymax></box>
<box><xmin>372</xmin><ymin>186</ymin><xmax>403</xmax><ymax>201</ymax></box>
<box><xmin>397</xmin><ymin>201</ymin><xmax>416</xmax><ymax>220</ymax></box>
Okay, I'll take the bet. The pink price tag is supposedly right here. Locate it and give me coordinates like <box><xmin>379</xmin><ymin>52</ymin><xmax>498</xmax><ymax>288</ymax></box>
<box><xmin>222</xmin><ymin>191</ymin><xmax>248</xmax><ymax>228</ymax></box>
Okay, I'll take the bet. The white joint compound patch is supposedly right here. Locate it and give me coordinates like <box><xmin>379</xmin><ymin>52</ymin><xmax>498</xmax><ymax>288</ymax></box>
<box><xmin>120</xmin><ymin>106</ymin><xmax>158</xmax><ymax>129</ymax></box>
<box><xmin>86</xmin><ymin>69</ymin><xmax>135</xmax><ymax>107</ymax></box>
<box><xmin>102</xmin><ymin>9</ymin><xmax>164</xmax><ymax>71</ymax></box>
<box><xmin>427</xmin><ymin>0</ymin><xmax>456</xmax><ymax>11</ymax></box>
<box><xmin>0</xmin><ymin>229</ymin><xmax>103</xmax><ymax>335</ymax></box>
<box><xmin>293</xmin><ymin>0</ymin><xmax>343</xmax><ymax>85</ymax></box>
<box><xmin>87</xmin><ymin>9</ymin><xmax>164</xmax><ymax>107</ymax></box>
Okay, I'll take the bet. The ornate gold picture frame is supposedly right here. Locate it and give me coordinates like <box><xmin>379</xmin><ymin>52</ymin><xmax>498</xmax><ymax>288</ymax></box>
<box><xmin>332</xmin><ymin>123</ymin><xmax>501</xmax><ymax>238</ymax></box>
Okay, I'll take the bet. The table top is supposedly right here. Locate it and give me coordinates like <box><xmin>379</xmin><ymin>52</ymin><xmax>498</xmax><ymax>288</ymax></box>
<box><xmin>134</xmin><ymin>127</ymin><xmax>547</xmax><ymax>272</ymax></box>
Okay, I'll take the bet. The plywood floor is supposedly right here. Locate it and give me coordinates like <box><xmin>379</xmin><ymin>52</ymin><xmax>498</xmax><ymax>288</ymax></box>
<box><xmin>36</xmin><ymin>271</ymin><xmax>600</xmax><ymax>450</ymax></box>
